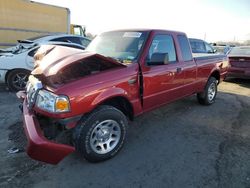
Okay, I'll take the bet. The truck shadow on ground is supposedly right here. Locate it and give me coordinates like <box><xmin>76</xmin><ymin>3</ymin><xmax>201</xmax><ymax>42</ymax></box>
<box><xmin>225</xmin><ymin>78</ymin><xmax>250</xmax><ymax>89</ymax></box>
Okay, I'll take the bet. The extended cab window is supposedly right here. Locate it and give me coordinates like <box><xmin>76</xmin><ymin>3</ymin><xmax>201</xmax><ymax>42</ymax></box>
<box><xmin>177</xmin><ymin>35</ymin><xmax>193</xmax><ymax>61</ymax></box>
<box><xmin>148</xmin><ymin>34</ymin><xmax>176</xmax><ymax>65</ymax></box>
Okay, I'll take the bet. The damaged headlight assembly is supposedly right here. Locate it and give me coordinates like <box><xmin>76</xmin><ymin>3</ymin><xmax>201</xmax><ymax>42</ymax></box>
<box><xmin>35</xmin><ymin>90</ymin><xmax>70</xmax><ymax>113</ymax></box>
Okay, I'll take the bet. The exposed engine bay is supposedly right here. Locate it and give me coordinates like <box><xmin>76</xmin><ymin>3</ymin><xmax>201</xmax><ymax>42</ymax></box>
<box><xmin>49</xmin><ymin>56</ymin><xmax>123</xmax><ymax>85</ymax></box>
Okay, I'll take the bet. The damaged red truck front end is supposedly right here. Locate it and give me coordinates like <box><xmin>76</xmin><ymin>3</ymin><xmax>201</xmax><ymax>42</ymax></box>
<box><xmin>17</xmin><ymin>44</ymin><xmax>128</xmax><ymax>164</ymax></box>
<box><xmin>20</xmin><ymin>97</ymin><xmax>75</xmax><ymax>164</ymax></box>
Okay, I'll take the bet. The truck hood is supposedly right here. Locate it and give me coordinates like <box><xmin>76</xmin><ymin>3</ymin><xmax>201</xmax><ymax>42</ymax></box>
<box><xmin>32</xmin><ymin>45</ymin><xmax>126</xmax><ymax>76</ymax></box>
<box><xmin>31</xmin><ymin>45</ymin><xmax>126</xmax><ymax>86</ymax></box>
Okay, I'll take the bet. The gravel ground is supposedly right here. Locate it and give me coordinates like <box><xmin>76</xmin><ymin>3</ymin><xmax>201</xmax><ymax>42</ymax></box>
<box><xmin>0</xmin><ymin>78</ymin><xmax>249</xmax><ymax>188</ymax></box>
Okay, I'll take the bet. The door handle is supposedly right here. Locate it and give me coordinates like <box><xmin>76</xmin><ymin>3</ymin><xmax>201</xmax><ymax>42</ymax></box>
<box><xmin>176</xmin><ymin>67</ymin><xmax>182</xmax><ymax>73</ymax></box>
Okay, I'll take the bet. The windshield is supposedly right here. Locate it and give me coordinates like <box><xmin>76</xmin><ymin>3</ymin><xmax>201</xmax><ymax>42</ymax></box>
<box><xmin>86</xmin><ymin>31</ymin><xmax>148</xmax><ymax>63</ymax></box>
<box><xmin>229</xmin><ymin>47</ymin><xmax>250</xmax><ymax>56</ymax></box>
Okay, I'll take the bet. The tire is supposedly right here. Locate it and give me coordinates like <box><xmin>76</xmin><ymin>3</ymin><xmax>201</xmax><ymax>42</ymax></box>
<box><xmin>73</xmin><ymin>105</ymin><xmax>128</xmax><ymax>162</ymax></box>
<box><xmin>197</xmin><ymin>77</ymin><xmax>218</xmax><ymax>105</ymax></box>
<box><xmin>6</xmin><ymin>69</ymin><xmax>30</xmax><ymax>91</ymax></box>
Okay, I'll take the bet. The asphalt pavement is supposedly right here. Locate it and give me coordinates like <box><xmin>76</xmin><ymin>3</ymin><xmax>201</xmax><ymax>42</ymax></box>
<box><xmin>0</xmin><ymin>79</ymin><xmax>249</xmax><ymax>188</ymax></box>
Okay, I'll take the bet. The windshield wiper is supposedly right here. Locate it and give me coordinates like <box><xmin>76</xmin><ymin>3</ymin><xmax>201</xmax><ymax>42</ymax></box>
<box><xmin>106</xmin><ymin>56</ymin><xmax>124</xmax><ymax>64</ymax></box>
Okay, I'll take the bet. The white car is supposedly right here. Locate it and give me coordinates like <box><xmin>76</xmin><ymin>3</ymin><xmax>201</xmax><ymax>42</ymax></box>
<box><xmin>0</xmin><ymin>34</ymin><xmax>91</xmax><ymax>91</ymax></box>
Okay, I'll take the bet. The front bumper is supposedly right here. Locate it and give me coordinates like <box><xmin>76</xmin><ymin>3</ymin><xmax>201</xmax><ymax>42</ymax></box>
<box><xmin>20</xmin><ymin>95</ymin><xmax>75</xmax><ymax>164</ymax></box>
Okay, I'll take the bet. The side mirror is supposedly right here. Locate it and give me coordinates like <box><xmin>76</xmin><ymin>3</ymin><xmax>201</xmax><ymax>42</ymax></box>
<box><xmin>147</xmin><ymin>53</ymin><xmax>169</xmax><ymax>66</ymax></box>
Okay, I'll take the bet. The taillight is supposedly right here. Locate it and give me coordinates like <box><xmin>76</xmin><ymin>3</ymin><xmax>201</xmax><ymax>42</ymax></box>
<box><xmin>228</xmin><ymin>59</ymin><xmax>232</xmax><ymax>67</ymax></box>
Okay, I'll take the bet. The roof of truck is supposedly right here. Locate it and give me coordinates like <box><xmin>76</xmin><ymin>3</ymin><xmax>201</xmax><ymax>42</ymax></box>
<box><xmin>102</xmin><ymin>29</ymin><xmax>186</xmax><ymax>35</ymax></box>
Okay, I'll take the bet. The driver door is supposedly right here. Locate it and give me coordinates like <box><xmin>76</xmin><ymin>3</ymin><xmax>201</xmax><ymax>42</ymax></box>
<box><xmin>142</xmin><ymin>34</ymin><xmax>185</xmax><ymax>111</ymax></box>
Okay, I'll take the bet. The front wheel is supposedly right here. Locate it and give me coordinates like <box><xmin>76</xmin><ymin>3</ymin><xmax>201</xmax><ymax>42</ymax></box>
<box><xmin>197</xmin><ymin>77</ymin><xmax>218</xmax><ymax>105</ymax></box>
<box><xmin>73</xmin><ymin>105</ymin><xmax>127</xmax><ymax>162</ymax></box>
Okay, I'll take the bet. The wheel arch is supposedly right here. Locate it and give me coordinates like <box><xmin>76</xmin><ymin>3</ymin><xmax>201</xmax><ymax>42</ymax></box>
<box><xmin>209</xmin><ymin>69</ymin><xmax>220</xmax><ymax>83</ymax></box>
<box><xmin>98</xmin><ymin>96</ymin><xmax>134</xmax><ymax>121</ymax></box>
<box><xmin>90</xmin><ymin>87</ymin><xmax>134</xmax><ymax>121</ymax></box>
<box><xmin>5</xmin><ymin>68</ymin><xmax>31</xmax><ymax>83</ymax></box>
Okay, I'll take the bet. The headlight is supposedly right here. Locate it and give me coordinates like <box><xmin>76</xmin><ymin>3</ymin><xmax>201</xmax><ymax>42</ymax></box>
<box><xmin>35</xmin><ymin>90</ymin><xmax>70</xmax><ymax>113</ymax></box>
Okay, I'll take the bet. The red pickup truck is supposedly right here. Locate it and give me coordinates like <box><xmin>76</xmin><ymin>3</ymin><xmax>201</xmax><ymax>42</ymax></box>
<box><xmin>17</xmin><ymin>29</ymin><xmax>228</xmax><ymax>164</ymax></box>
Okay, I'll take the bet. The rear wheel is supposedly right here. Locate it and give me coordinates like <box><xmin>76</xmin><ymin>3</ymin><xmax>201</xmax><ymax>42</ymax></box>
<box><xmin>197</xmin><ymin>77</ymin><xmax>218</xmax><ymax>105</ymax></box>
<box><xmin>6</xmin><ymin>69</ymin><xmax>30</xmax><ymax>91</ymax></box>
<box><xmin>73</xmin><ymin>105</ymin><xmax>127</xmax><ymax>162</ymax></box>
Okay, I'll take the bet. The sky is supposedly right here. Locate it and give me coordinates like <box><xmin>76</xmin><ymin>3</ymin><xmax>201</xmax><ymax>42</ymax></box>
<box><xmin>33</xmin><ymin>0</ymin><xmax>250</xmax><ymax>42</ymax></box>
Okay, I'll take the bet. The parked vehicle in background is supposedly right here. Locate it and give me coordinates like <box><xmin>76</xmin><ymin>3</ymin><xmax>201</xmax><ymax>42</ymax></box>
<box><xmin>227</xmin><ymin>46</ymin><xmax>250</xmax><ymax>79</ymax></box>
<box><xmin>17</xmin><ymin>29</ymin><xmax>228</xmax><ymax>164</ymax></box>
<box><xmin>0</xmin><ymin>0</ymin><xmax>86</xmax><ymax>49</ymax></box>
<box><xmin>0</xmin><ymin>34</ymin><xmax>91</xmax><ymax>91</ymax></box>
<box><xmin>211</xmin><ymin>43</ymin><xmax>233</xmax><ymax>55</ymax></box>
<box><xmin>189</xmin><ymin>38</ymin><xmax>217</xmax><ymax>54</ymax></box>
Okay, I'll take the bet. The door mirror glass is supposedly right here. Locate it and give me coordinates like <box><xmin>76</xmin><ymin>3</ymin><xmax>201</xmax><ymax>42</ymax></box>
<box><xmin>147</xmin><ymin>53</ymin><xmax>169</xmax><ymax>65</ymax></box>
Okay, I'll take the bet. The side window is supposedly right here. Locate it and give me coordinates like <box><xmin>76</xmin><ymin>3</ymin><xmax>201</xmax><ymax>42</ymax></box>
<box><xmin>199</xmin><ymin>42</ymin><xmax>206</xmax><ymax>53</ymax></box>
<box><xmin>148</xmin><ymin>34</ymin><xmax>176</xmax><ymax>64</ymax></box>
<box><xmin>80</xmin><ymin>38</ymin><xmax>91</xmax><ymax>47</ymax></box>
<box><xmin>51</xmin><ymin>37</ymin><xmax>82</xmax><ymax>45</ymax></box>
<box><xmin>59</xmin><ymin>44</ymin><xmax>84</xmax><ymax>50</ymax></box>
<box><xmin>177</xmin><ymin>35</ymin><xmax>193</xmax><ymax>61</ymax></box>
<box><xmin>205</xmin><ymin>42</ymin><xmax>214</xmax><ymax>53</ymax></box>
<box><xmin>51</xmin><ymin>37</ymin><xmax>71</xmax><ymax>43</ymax></box>
<box><xmin>190</xmin><ymin>41</ymin><xmax>206</xmax><ymax>53</ymax></box>
<box><xmin>67</xmin><ymin>37</ymin><xmax>82</xmax><ymax>45</ymax></box>
<box><xmin>190</xmin><ymin>41</ymin><xmax>196</xmax><ymax>52</ymax></box>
